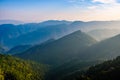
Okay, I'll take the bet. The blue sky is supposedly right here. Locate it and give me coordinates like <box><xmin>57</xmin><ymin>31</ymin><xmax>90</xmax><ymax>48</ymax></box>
<box><xmin>0</xmin><ymin>0</ymin><xmax>120</xmax><ymax>22</ymax></box>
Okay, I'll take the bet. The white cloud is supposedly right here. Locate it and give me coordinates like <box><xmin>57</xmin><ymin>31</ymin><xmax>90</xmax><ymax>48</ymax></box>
<box><xmin>63</xmin><ymin>0</ymin><xmax>120</xmax><ymax>21</ymax></box>
<box><xmin>92</xmin><ymin>0</ymin><xmax>117</xmax><ymax>4</ymax></box>
<box><xmin>84</xmin><ymin>1</ymin><xmax>120</xmax><ymax>21</ymax></box>
<box><xmin>68</xmin><ymin>0</ymin><xmax>118</xmax><ymax>4</ymax></box>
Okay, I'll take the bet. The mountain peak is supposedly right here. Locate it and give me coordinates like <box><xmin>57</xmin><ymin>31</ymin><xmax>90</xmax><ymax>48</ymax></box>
<box><xmin>39</xmin><ymin>20</ymin><xmax>71</xmax><ymax>26</ymax></box>
<box><xmin>16</xmin><ymin>30</ymin><xmax>96</xmax><ymax>65</ymax></box>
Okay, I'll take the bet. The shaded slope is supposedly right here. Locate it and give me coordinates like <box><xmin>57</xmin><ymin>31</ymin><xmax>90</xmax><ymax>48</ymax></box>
<box><xmin>7</xmin><ymin>45</ymin><xmax>32</xmax><ymax>55</ymax></box>
<box><xmin>79</xmin><ymin>33</ymin><xmax>120</xmax><ymax>60</ymax></box>
<box><xmin>46</xmin><ymin>60</ymin><xmax>101</xmax><ymax>80</ymax></box>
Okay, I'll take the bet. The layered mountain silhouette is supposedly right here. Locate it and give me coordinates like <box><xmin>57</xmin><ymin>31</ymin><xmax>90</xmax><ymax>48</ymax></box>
<box><xmin>1</xmin><ymin>20</ymin><xmax>120</xmax><ymax>80</ymax></box>
<box><xmin>0</xmin><ymin>24</ymin><xmax>39</xmax><ymax>48</ymax></box>
<box><xmin>1</xmin><ymin>20</ymin><xmax>120</xmax><ymax>49</ymax></box>
<box><xmin>15</xmin><ymin>30</ymin><xmax>96</xmax><ymax>65</ymax></box>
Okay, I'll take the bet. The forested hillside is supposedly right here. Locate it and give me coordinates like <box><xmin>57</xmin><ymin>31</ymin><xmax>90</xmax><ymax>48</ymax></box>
<box><xmin>0</xmin><ymin>54</ymin><xmax>49</xmax><ymax>80</ymax></box>
<box><xmin>62</xmin><ymin>56</ymin><xmax>120</xmax><ymax>80</ymax></box>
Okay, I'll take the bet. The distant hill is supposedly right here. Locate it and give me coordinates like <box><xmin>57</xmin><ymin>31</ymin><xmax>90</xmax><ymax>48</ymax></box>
<box><xmin>0</xmin><ymin>21</ymin><xmax>73</xmax><ymax>48</ymax></box>
<box><xmin>6</xmin><ymin>24</ymin><xmax>72</xmax><ymax>48</ymax></box>
<box><xmin>38</xmin><ymin>20</ymin><xmax>71</xmax><ymax>26</ymax></box>
<box><xmin>15</xmin><ymin>30</ymin><xmax>97</xmax><ymax>65</ymax></box>
<box><xmin>88</xmin><ymin>29</ymin><xmax>120</xmax><ymax>41</ymax></box>
<box><xmin>0</xmin><ymin>20</ymin><xmax>24</xmax><ymax>25</ymax></box>
<box><xmin>0</xmin><ymin>54</ymin><xmax>49</xmax><ymax>80</ymax></box>
<box><xmin>0</xmin><ymin>24</ymin><xmax>40</xmax><ymax>48</ymax></box>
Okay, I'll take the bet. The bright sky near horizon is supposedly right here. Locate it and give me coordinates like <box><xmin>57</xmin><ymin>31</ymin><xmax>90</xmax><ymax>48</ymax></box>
<box><xmin>0</xmin><ymin>0</ymin><xmax>120</xmax><ymax>22</ymax></box>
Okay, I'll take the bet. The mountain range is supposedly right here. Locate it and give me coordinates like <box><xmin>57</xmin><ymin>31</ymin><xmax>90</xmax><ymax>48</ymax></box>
<box><xmin>1</xmin><ymin>20</ymin><xmax>120</xmax><ymax>80</ymax></box>
<box><xmin>1</xmin><ymin>20</ymin><xmax>120</xmax><ymax>49</ymax></box>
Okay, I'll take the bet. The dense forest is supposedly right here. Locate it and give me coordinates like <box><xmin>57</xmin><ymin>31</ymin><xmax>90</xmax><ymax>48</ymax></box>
<box><xmin>1</xmin><ymin>54</ymin><xmax>120</xmax><ymax>80</ymax></box>
<box><xmin>62</xmin><ymin>56</ymin><xmax>120</xmax><ymax>80</ymax></box>
<box><xmin>0</xmin><ymin>54</ymin><xmax>49</xmax><ymax>80</ymax></box>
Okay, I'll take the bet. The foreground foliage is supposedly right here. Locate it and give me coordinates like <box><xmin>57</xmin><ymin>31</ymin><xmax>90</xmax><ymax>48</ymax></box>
<box><xmin>0</xmin><ymin>54</ymin><xmax>48</xmax><ymax>80</ymax></box>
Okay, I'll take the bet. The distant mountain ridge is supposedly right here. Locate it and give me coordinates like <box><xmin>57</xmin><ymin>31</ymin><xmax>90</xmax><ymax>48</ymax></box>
<box><xmin>1</xmin><ymin>20</ymin><xmax>120</xmax><ymax>49</ymax></box>
<box><xmin>38</xmin><ymin>20</ymin><xmax>71</xmax><ymax>26</ymax></box>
